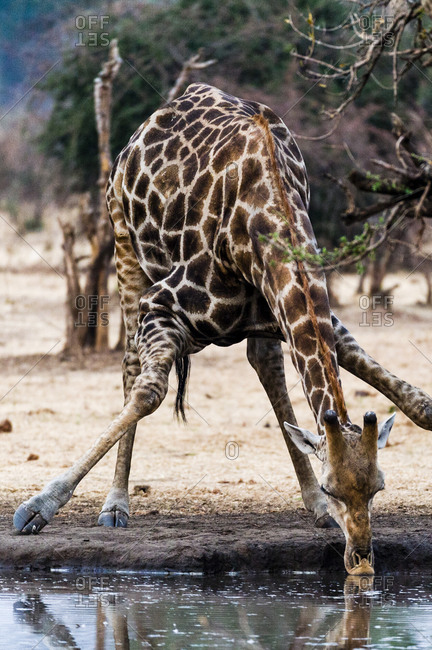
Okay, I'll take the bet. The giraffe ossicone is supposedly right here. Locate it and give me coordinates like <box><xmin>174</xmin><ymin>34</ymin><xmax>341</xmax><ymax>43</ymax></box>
<box><xmin>13</xmin><ymin>84</ymin><xmax>432</xmax><ymax>575</ymax></box>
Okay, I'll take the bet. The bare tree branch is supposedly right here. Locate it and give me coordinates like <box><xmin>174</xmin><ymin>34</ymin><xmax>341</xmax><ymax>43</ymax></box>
<box><xmin>165</xmin><ymin>50</ymin><xmax>216</xmax><ymax>104</ymax></box>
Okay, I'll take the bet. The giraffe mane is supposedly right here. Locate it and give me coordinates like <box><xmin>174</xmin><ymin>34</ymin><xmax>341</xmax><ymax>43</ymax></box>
<box><xmin>252</xmin><ymin>114</ymin><xmax>348</xmax><ymax>424</ymax></box>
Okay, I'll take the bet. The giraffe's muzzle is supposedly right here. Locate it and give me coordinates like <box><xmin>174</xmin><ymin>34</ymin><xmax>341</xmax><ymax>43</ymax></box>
<box><xmin>346</xmin><ymin>548</ymin><xmax>375</xmax><ymax>575</ymax></box>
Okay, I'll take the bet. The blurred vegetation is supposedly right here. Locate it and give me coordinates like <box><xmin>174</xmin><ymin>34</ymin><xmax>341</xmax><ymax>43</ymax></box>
<box><xmin>1</xmin><ymin>0</ymin><xmax>431</xmax><ymax>246</ymax></box>
<box><xmin>38</xmin><ymin>0</ymin><xmax>297</xmax><ymax>191</ymax></box>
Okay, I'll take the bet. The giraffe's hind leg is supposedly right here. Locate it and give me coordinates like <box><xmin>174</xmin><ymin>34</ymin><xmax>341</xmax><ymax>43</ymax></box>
<box><xmin>97</xmin><ymin>347</ymin><xmax>141</xmax><ymax>528</ymax></box>
<box><xmin>98</xmin><ymin>250</ymin><xmax>151</xmax><ymax>528</ymax></box>
<box><xmin>247</xmin><ymin>338</ymin><xmax>337</xmax><ymax>528</ymax></box>
<box><xmin>97</xmin><ymin>182</ymin><xmax>153</xmax><ymax>527</ymax></box>
<box><xmin>13</xmin><ymin>309</ymin><xmax>189</xmax><ymax>533</ymax></box>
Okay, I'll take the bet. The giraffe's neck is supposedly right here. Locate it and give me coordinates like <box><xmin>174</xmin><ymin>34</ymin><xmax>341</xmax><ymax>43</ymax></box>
<box><xmin>265</xmin><ymin>260</ymin><xmax>348</xmax><ymax>434</ymax></box>
<box><xmin>249</xmin><ymin>115</ymin><xmax>349</xmax><ymax>433</ymax></box>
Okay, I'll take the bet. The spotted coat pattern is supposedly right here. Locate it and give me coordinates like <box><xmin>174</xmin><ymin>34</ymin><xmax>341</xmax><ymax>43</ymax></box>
<box><xmin>107</xmin><ymin>83</ymin><xmax>350</xmax><ymax>432</ymax></box>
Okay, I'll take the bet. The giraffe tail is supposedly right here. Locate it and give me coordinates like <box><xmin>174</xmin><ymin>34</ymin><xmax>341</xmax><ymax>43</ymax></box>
<box><xmin>175</xmin><ymin>356</ymin><xmax>191</xmax><ymax>422</ymax></box>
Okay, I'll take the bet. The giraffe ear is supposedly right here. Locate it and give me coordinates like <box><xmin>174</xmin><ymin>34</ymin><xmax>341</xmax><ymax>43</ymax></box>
<box><xmin>284</xmin><ymin>422</ymin><xmax>320</xmax><ymax>456</ymax></box>
<box><xmin>377</xmin><ymin>413</ymin><xmax>396</xmax><ymax>449</ymax></box>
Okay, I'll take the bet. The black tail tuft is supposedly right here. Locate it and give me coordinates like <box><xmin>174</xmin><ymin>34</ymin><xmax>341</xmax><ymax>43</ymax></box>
<box><xmin>174</xmin><ymin>356</ymin><xmax>191</xmax><ymax>422</ymax></box>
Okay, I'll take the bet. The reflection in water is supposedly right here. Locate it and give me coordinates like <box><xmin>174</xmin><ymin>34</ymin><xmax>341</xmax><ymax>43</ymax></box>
<box><xmin>289</xmin><ymin>576</ymin><xmax>373</xmax><ymax>650</ymax></box>
<box><xmin>3</xmin><ymin>572</ymin><xmax>432</xmax><ymax>649</ymax></box>
<box><xmin>13</xmin><ymin>594</ymin><xmax>79</xmax><ymax>648</ymax></box>
<box><xmin>324</xmin><ymin>576</ymin><xmax>373</xmax><ymax>649</ymax></box>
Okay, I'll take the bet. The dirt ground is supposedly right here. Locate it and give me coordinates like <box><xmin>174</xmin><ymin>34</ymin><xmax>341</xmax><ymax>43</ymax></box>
<box><xmin>1</xmin><ymin>219</ymin><xmax>432</xmax><ymax>572</ymax></box>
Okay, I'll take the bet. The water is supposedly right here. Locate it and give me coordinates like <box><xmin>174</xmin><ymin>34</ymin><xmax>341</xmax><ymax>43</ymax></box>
<box><xmin>0</xmin><ymin>571</ymin><xmax>431</xmax><ymax>649</ymax></box>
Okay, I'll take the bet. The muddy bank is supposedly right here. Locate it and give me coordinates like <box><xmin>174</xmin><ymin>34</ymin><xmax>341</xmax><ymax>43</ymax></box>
<box><xmin>0</xmin><ymin>511</ymin><xmax>430</xmax><ymax>574</ymax></box>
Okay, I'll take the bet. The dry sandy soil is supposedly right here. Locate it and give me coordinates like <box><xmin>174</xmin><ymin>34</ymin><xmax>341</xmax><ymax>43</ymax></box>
<box><xmin>0</xmin><ymin>218</ymin><xmax>432</xmax><ymax>573</ymax></box>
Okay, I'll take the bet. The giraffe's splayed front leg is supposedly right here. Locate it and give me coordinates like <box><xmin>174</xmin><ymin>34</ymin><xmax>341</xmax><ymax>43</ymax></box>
<box><xmin>314</xmin><ymin>510</ymin><xmax>339</xmax><ymax>529</ymax></box>
<box><xmin>299</xmin><ymin>482</ymin><xmax>338</xmax><ymax>529</ymax></box>
<box><xmin>332</xmin><ymin>313</ymin><xmax>432</xmax><ymax>430</ymax></box>
<box><xmin>13</xmin><ymin>475</ymin><xmax>74</xmax><ymax>534</ymax></box>
<box><xmin>14</xmin><ymin>311</ymin><xmax>186</xmax><ymax>534</ymax></box>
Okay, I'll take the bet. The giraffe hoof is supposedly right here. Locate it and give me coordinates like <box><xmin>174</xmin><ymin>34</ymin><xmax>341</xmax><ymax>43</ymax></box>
<box><xmin>98</xmin><ymin>510</ymin><xmax>129</xmax><ymax>528</ymax></box>
<box><xmin>315</xmin><ymin>513</ymin><xmax>339</xmax><ymax>529</ymax></box>
<box><xmin>13</xmin><ymin>504</ymin><xmax>48</xmax><ymax>534</ymax></box>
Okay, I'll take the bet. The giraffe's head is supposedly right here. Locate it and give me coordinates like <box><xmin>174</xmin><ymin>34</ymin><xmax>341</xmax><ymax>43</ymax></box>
<box><xmin>284</xmin><ymin>409</ymin><xmax>395</xmax><ymax>575</ymax></box>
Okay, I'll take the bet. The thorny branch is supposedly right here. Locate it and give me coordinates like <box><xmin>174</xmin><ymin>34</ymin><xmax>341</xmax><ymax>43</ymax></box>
<box><xmin>283</xmin><ymin>0</ymin><xmax>432</xmax><ymax>266</ymax></box>
<box><xmin>264</xmin><ymin>207</ymin><xmax>406</xmax><ymax>273</ymax></box>
<box><xmin>341</xmin><ymin>113</ymin><xmax>432</xmax><ymax>224</ymax></box>
<box><xmin>288</xmin><ymin>1</ymin><xmax>431</xmax><ymax>118</ymax></box>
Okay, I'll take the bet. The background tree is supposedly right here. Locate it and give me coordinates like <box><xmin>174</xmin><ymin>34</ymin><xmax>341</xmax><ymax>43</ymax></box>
<box><xmin>60</xmin><ymin>39</ymin><xmax>122</xmax><ymax>354</ymax></box>
<box><xmin>283</xmin><ymin>0</ymin><xmax>432</xmax><ymax>292</ymax></box>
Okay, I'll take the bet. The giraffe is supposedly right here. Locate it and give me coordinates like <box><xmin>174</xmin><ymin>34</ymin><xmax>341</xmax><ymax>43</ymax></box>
<box><xmin>13</xmin><ymin>83</ymin><xmax>432</xmax><ymax>575</ymax></box>
<box><xmin>290</xmin><ymin>575</ymin><xmax>373</xmax><ymax>647</ymax></box>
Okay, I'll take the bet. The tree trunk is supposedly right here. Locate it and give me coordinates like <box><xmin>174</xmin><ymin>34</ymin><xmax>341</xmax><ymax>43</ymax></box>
<box><xmin>61</xmin><ymin>222</ymin><xmax>83</xmax><ymax>354</ymax></box>
<box><xmin>424</xmin><ymin>271</ymin><xmax>432</xmax><ymax>306</ymax></box>
<box><xmin>61</xmin><ymin>40</ymin><xmax>121</xmax><ymax>354</ymax></box>
<box><xmin>325</xmin><ymin>270</ymin><xmax>340</xmax><ymax>307</ymax></box>
<box><xmin>356</xmin><ymin>266</ymin><xmax>367</xmax><ymax>295</ymax></box>
<box><xmin>115</xmin><ymin>318</ymin><xmax>126</xmax><ymax>351</ymax></box>
<box><xmin>91</xmin><ymin>39</ymin><xmax>122</xmax><ymax>351</ymax></box>
<box><xmin>369</xmin><ymin>247</ymin><xmax>392</xmax><ymax>297</ymax></box>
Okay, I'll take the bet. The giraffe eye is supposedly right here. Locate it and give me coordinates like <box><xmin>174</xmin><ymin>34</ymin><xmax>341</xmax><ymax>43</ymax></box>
<box><xmin>320</xmin><ymin>485</ymin><xmax>338</xmax><ymax>499</ymax></box>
